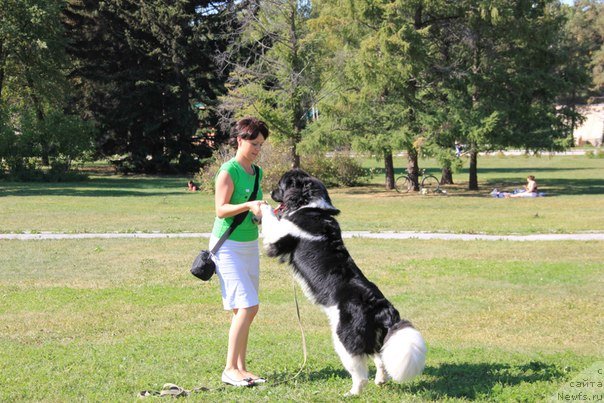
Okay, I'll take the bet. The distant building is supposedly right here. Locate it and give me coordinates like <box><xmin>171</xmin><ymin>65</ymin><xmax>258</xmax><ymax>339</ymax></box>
<box><xmin>574</xmin><ymin>103</ymin><xmax>604</xmax><ymax>147</ymax></box>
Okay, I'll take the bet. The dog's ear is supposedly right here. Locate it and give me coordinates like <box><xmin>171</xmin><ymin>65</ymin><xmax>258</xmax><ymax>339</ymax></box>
<box><xmin>283</xmin><ymin>186</ymin><xmax>307</xmax><ymax>210</ymax></box>
<box><xmin>324</xmin><ymin>206</ymin><xmax>340</xmax><ymax>216</ymax></box>
<box><xmin>298</xmin><ymin>185</ymin><xmax>340</xmax><ymax>215</ymax></box>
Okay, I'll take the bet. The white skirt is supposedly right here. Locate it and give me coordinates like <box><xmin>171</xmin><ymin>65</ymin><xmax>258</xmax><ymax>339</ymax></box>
<box><xmin>209</xmin><ymin>235</ymin><xmax>260</xmax><ymax>310</ymax></box>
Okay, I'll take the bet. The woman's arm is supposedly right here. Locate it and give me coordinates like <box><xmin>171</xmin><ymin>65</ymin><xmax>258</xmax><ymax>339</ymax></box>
<box><xmin>214</xmin><ymin>170</ymin><xmax>264</xmax><ymax>218</ymax></box>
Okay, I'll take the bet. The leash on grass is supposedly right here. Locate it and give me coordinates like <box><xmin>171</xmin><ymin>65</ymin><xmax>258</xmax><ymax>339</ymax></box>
<box><xmin>138</xmin><ymin>280</ymin><xmax>308</xmax><ymax>398</ymax></box>
<box><xmin>270</xmin><ymin>279</ymin><xmax>308</xmax><ymax>386</ymax></box>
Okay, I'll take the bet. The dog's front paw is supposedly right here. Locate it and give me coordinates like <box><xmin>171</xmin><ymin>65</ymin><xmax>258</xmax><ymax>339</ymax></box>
<box><xmin>260</xmin><ymin>203</ymin><xmax>275</xmax><ymax>218</ymax></box>
<box><xmin>265</xmin><ymin>243</ymin><xmax>279</xmax><ymax>257</ymax></box>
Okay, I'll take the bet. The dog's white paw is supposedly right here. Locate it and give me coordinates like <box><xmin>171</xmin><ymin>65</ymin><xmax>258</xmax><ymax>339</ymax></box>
<box><xmin>375</xmin><ymin>370</ymin><xmax>389</xmax><ymax>385</ymax></box>
<box><xmin>345</xmin><ymin>379</ymin><xmax>368</xmax><ymax>396</ymax></box>
<box><xmin>260</xmin><ymin>203</ymin><xmax>274</xmax><ymax>217</ymax></box>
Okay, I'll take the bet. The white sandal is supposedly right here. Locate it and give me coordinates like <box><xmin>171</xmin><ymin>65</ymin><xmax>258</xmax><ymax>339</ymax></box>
<box><xmin>221</xmin><ymin>371</ymin><xmax>255</xmax><ymax>387</ymax></box>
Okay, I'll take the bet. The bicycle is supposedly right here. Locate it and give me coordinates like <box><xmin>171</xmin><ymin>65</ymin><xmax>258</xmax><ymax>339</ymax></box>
<box><xmin>394</xmin><ymin>169</ymin><xmax>441</xmax><ymax>193</ymax></box>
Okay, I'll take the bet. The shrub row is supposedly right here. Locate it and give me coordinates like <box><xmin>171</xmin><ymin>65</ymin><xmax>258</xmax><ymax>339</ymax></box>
<box><xmin>195</xmin><ymin>144</ymin><xmax>368</xmax><ymax>193</ymax></box>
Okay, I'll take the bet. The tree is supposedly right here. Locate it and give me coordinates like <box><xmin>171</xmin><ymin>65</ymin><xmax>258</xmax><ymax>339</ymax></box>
<box><xmin>426</xmin><ymin>0</ymin><xmax>582</xmax><ymax>190</ymax></box>
<box><xmin>0</xmin><ymin>0</ymin><xmax>95</xmax><ymax>175</ymax></box>
<box><xmin>217</xmin><ymin>0</ymin><xmax>322</xmax><ymax>168</ymax></box>
<box><xmin>564</xmin><ymin>0</ymin><xmax>604</xmax><ymax>94</ymax></box>
<box><xmin>63</xmin><ymin>0</ymin><xmax>231</xmax><ymax>173</ymax></box>
<box><xmin>559</xmin><ymin>0</ymin><xmax>602</xmax><ymax>145</ymax></box>
<box><xmin>1</xmin><ymin>0</ymin><xmax>69</xmax><ymax>159</ymax></box>
<box><xmin>306</xmin><ymin>0</ymin><xmax>466</xmax><ymax>190</ymax></box>
<box><xmin>2</xmin><ymin>0</ymin><xmax>66</xmax><ymax>101</ymax></box>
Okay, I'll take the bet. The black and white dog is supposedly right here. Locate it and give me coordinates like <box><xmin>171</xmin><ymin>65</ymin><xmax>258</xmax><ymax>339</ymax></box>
<box><xmin>260</xmin><ymin>169</ymin><xmax>426</xmax><ymax>395</ymax></box>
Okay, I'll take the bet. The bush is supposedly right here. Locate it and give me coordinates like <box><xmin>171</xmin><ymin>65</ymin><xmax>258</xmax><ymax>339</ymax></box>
<box><xmin>300</xmin><ymin>153</ymin><xmax>337</xmax><ymax>186</ymax></box>
<box><xmin>195</xmin><ymin>142</ymin><xmax>291</xmax><ymax>194</ymax></box>
<box><xmin>301</xmin><ymin>152</ymin><xmax>367</xmax><ymax>187</ymax></box>
<box><xmin>585</xmin><ymin>149</ymin><xmax>604</xmax><ymax>159</ymax></box>
<box><xmin>194</xmin><ymin>147</ymin><xmax>230</xmax><ymax>193</ymax></box>
<box><xmin>195</xmin><ymin>146</ymin><xmax>367</xmax><ymax>193</ymax></box>
<box><xmin>0</xmin><ymin>108</ymin><xmax>96</xmax><ymax>180</ymax></box>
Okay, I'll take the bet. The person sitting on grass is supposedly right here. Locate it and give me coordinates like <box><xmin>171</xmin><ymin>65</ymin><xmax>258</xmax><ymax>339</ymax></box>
<box><xmin>187</xmin><ymin>181</ymin><xmax>199</xmax><ymax>192</ymax></box>
<box><xmin>506</xmin><ymin>175</ymin><xmax>538</xmax><ymax>198</ymax></box>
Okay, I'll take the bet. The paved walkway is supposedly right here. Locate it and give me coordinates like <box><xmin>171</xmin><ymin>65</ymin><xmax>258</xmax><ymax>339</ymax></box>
<box><xmin>2</xmin><ymin>231</ymin><xmax>603</xmax><ymax>241</ymax></box>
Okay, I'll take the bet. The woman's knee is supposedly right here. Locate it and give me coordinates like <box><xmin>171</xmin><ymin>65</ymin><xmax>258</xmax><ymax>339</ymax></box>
<box><xmin>248</xmin><ymin>304</ymin><xmax>259</xmax><ymax>315</ymax></box>
<box><xmin>239</xmin><ymin>304</ymin><xmax>259</xmax><ymax>320</ymax></box>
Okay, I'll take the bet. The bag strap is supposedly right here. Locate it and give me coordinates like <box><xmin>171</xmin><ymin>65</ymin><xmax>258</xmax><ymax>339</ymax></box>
<box><xmin>210</xmin><ymin>165</ymin><xmax>260</xmax><ymax>254</ymax></box>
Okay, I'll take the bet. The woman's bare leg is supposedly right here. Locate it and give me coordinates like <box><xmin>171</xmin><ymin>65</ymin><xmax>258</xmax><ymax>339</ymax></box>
<box><xmin>224</xmin><ymin>305</ymin><xmax>259</xmax><ymax>380</ymax></box>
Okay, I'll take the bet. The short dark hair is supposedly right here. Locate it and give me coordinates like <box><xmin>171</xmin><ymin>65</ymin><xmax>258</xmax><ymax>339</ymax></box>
<box><xmin>228</xmin><ymin>117</ymin><xmax>269</xmax><ymax>148</ymax></box>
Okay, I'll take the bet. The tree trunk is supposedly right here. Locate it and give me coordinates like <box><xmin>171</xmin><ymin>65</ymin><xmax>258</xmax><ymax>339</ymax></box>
<box><xmin>467</xmin><ymin>31</ymin><xmax>480</xmax><ymax>191</ymax></box>
<box><xmin>441</xmin><ymin>167</ymin><xmax>453</xmax><ymax>184</ymax></box>
<box><xmin>468</xmin><ymin>148</ymin><xmax>479</xmax><ymax>190</ymax></box>
<box><xmin>0</xmin><ymin>40</ymin><xmax>5</xmax><ymax>99</ymax></box>
<box><xmin>384</xmin><ymin>149</ymin><xmax>395</xmax><ymax>189</ymax></box>
<box><xmin>289</xmin><ymin>4</ymin><xmax>303</xmax><ymax>170</ymax></box>
<box><xmin>26</xmin><ymin>75</ymin><xmax>50</xmax><ymax>166</ymax></box>
<box><xmin>407</xmin><ymin>148</ymin><xmax>420</xmax><ymax>191</ymax></box>
<box><xmin>569</xmin><ymin>96</ymin><xmax>576</xmax><ymax>147</ymax></box>
<box><xmin>291</xmin><ymin>138</ymin><xmax>300</xmax><ymax>168</ymax></box>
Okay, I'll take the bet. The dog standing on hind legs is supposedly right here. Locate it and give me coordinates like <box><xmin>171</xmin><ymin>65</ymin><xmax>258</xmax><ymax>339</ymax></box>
<box><xmin>259</xmin><ymin>169</ymin><xmax>426</xmax><ymax>395</ymax></box>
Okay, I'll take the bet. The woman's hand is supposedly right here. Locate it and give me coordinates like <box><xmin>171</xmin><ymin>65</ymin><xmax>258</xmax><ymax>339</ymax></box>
<box><xmin>247</xmin><ymin>200</ymin><xmax>267</xmax><ymax>217</ymax></box>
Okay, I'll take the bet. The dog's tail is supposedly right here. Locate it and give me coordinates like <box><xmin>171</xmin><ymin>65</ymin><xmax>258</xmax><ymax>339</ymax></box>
<box><xmin>380</xmin><ymin>320</ymin><xmax>426</xmax><ymax>382</ymax></box>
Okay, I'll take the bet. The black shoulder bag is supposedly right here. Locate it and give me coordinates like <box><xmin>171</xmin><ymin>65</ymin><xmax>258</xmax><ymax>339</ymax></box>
<box><xmin>191</xmin><ymin>165</ymin><xmax>260</xmax><ymax>281</ymax></box>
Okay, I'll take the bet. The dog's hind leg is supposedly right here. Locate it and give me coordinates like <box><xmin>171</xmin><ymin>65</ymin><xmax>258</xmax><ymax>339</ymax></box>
<box><xmin>323</xmin><ymin>306</ymin><xmax>368</xmax><ymax>395</ymax></box>
<box><xmin>332</xmin><ymin>337</ymin><xmax>368</xmax><ymax>395</ymax></box>
<box><xmin>373</xmin><ymin>354</ymin><xmax>389</xmax><ymax>385</ymax></box>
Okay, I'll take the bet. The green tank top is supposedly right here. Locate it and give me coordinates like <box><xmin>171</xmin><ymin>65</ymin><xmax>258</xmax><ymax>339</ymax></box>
<box><xmin>211</xmin><ymin>158</ymin><xmax>263</xmax><ymax>242</ymax></box>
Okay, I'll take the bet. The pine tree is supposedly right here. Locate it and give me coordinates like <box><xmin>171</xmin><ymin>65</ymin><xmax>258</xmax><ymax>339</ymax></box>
<box><xmin>306</xmin><ymin>0</ymin><xmax>459</xmax><ymax>190</ymax></box>
<box><xmin>433</xmin><ymin>0</ymin><xmax>584</xmax><ymax>189</ymax></box>
<box><xmin>63</xmin><ymin>0</ymin><xmax>232</xmax><ymax>173</ymax></box>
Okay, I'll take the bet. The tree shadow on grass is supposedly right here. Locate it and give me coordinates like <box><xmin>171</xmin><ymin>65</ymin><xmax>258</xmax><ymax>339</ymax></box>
<box><xmin>461</xmin><ymin>167</ymin><xmax>593</xmax><ymax>174</ymax></box>
<box><xmin>331</xmin><ymin>176</ymin><xmax>604</xmax><ymax>197</ymax></box>
<box><xmin>0</xmin><ymin>176</ymin><xmax>192</xmax><ymax>197</ymax></box>
<box><xmin>376</xmin><ymin>167</ymin><xmax>590</xmax><ymax>177</ymax></box>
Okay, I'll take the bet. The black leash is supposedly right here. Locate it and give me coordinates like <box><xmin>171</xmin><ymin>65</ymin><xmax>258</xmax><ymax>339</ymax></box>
<box><xmin>270</xmin><ymin>280</ymin><xmax>308</xmax><ymax>386</ymax></box>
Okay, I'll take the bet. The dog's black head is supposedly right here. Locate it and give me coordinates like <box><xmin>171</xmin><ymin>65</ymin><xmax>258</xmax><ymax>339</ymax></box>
<box><xmin>271</xmin><ymin>169</ymin><xmax>340</xmax><ymax>218</ymax></box>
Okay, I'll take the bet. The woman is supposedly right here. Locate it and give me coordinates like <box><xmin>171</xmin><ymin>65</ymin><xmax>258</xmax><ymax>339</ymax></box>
<box><xmin>210</xmin><ymin>117</ymin><xmax>269</xmax><ymax>387</ymax></box>
<box><xmin>508</xmin><ymin>175</ymin><xmax>538</xmax><ymax>198</ymax></box>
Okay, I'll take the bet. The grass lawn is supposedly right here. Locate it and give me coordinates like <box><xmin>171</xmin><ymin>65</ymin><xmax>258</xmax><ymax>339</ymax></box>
<box><xmin>1</xmin><ymin>154</ymin><xmax>603</xmax><ymax>235</ymax></box>
<box><xmin>1</xmin><ymin>153</ymin><xmax>603</xmax><ymax>401</ymax></box>
<box><xmin>0</xmin><ymin>238</ymin><xmax>602</xmax><ymax>401</ymax></box>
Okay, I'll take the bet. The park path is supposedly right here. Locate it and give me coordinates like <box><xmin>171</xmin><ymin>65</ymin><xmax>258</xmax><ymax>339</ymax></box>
<box><xmin>2</xmin><ymin>231</ymin><xmax>603</xmax><ymax>241</ymax></box>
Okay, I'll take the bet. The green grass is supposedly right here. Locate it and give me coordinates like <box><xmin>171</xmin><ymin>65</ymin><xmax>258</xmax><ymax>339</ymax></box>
<box><xmin>1</xmin><ymin>154</ymin><xmax>603</xmax><ymax>234</ymax></box>
<box><xmin>1</xmin><ymin>238</ymin><xmax>602</xmax><ymax>401</ymax></box>
<box><xmin>1</xmin><ymin>154</ymin><xmax>603</xmax><ymax>401</ymax></box>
